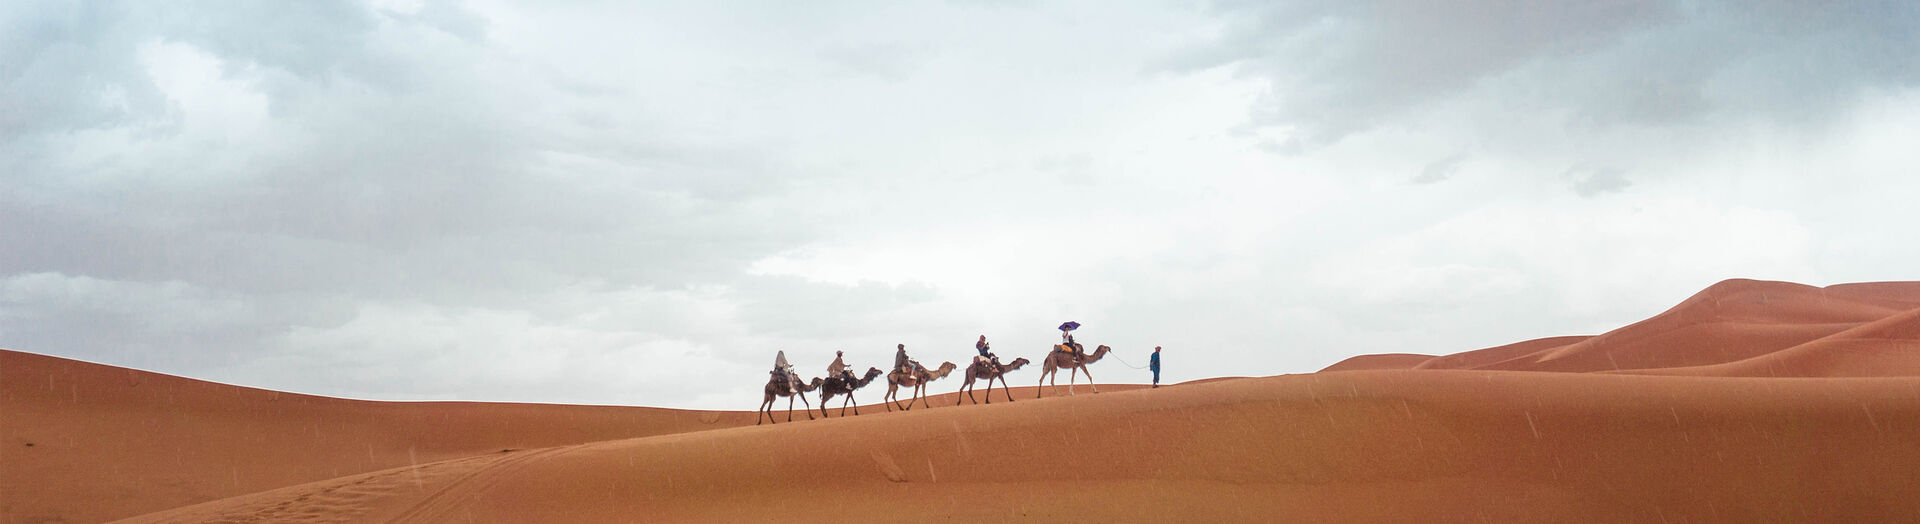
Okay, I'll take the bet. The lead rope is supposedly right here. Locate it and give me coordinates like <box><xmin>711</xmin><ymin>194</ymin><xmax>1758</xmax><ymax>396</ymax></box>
<box><xmin>1106</xmin><ymin>350</ymin><xmax>1153</xmax><ymax>370</ymax></box>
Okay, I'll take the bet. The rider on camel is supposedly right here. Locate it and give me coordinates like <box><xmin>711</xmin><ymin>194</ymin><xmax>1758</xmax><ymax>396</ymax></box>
<box><xmin>894</xmin><ymin>343</ymin><xmax>918</xmax><ymax>377</ymax></box>
<box><xmin>827</xmin><ymin>350</ymin><xmax>855</xmax><ymax>384</ymax></box>
<box><xmin>773</xmin><ymin>350</ymin><xmax>802</xmax><ymax>394</ymax></box>
<box><xmin>1060</xmin><ymin>324</ymin><xmax>1085</xmax><ymax>361</ymax></box>
<box><xmin>975</xmin><ymin>334</ymin><xmax>1001</xmax><ymax>371</ymax></box>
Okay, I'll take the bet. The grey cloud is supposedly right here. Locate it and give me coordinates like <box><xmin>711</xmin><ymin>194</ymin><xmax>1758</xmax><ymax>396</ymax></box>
<box><xmin>1412</xmin><ymin>154</ymin><xmax>1464</xmax><ymax>184</ymax></box>
<box><xmin>152</xmin><ymin>1</ymin><xmax>379</xmax><ymax>81</ymax></box>
<box><xmin>0</xmin><ymin>0</ymin><xmax>828</xmax><ymax>401</ymax></box>
<box><xmin>732</xmin><ymin>276</ymin><xmax>944</xmax><ymax>340</ymax></box>
<box><xmin>1180</xmin><ymin>0</ymin><xmax>1919</xmax><ymax>143</ymax></box>
<box><xmin>1173</xmin><ymin>1</ymin><xmax>1673</xmax><ymax>142</ymax></box>
<box><xmin>818</xmin><ymin>42</ymin><xmax>928</xmax><ymax>81</ymax></box>
<box><xmin>382</xmin><ymin>0</ymin><xmax>489</xmax><ymax>42</ymax></box>
<box><xmin>0</xmin><ymin>2</ymin><xmax>169</xmax><ymax>141</ymax></box>
<box><xmin>0</xmin><ymin>272</ymin><xmax>356</xmax><ymax>372</ymax></box>
<box><xmin>2</xmin><ymin>0</ymin><xmax>818</xmax><ymax>295</ymax></box>
<box><xmin>1566</xmin><ymin>164</ymin><xmax>1632</xmax><ymax>197</ymax></box>
<box><xmin>1255</xmin><ymin>136</ymin><xmax>1304</xmax><ymax>156</ymax></box>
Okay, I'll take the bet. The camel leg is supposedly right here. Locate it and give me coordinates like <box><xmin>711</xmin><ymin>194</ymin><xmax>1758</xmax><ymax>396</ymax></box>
<box><xmin>998</xmin><ymin>376</ymin><xmax>1016</xmax><ymax>403</ymax></box>
<box><xmin>1037</xmin><ymin>368</ymin><xmax>1048</xmax><ymax>399</ymax></box>
<box><xmin>1068</xmin><ymin>366</ymin><xmax>1077</xmax><ymax>396</ymax></box>
<box><xmin>786</xmin><ymin>395</ymin><xmax>795</xmax><ymax>422</ymax></box>
<box><xmin>983</xmin><ymin>377</ymin><xmax>994</xmax><ymax>404</ymax></box>
<box><xmin>797</xmin><ymin>392</ymin><xmax>815</xmax><ymax>420</ymax></box>
<box><xmin>847</xmin><ymin>392</ymin><xmax>859</xmax><ymax>416</ymax></box>
<box><xmin>1079</xmin><ymin>366</ymin><xmax>1098</xmax><ymax>393</ymax></box>
<box><xmin>819</xmin><ymin>393</ymin><xmax>830</xmax><ymax>419</ymax></box>
<box><xmin>908</xmin><ymin>384</ymin><xmax>924</xmax><ymax>410</ymax></box>
<box><xmin>896</xmin><ymin>382</ymin><xmax>913</xmax><ymax>411</ymax></box>
<box><xmin>758</xmin><ymin>394</ymin><xmax>774</xmax><ymax>425</ymax></box>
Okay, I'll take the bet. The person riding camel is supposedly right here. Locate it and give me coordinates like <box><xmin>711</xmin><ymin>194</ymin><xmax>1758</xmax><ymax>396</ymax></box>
<box><xmin>894</xmin><ymin>343</ymin><xmax>917</xmax><ymax>376</ymax></box>
<box><xmin>827</xmin><ymin>350</ymin><xmax>855</xmax><ymax>384</ymax></box>
<box><xmin>1058</xmin><ymin>322</ymin><xmax>1085</xmax><ymax>361</ymax></box>
<box><xmin>773</xmin><ymin>350</ymin><xmax>802</xmax><ymax>394</ymax></box>
<box><xmin>975</xmin><ymin>334</ymin><xmax>1001</xmax><ymax>371</ymax></box>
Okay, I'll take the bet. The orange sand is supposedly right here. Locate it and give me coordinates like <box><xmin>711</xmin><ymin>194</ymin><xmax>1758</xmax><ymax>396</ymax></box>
<box><xmin>5</xmin><ymin>278</ymin><xmax>1920</xmax><ymax>522</ymax></box>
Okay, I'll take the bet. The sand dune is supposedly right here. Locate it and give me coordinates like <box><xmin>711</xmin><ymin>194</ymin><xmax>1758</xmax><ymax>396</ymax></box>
<box><xmin>0</xmin><ymin>350</ymin><xmax>759</xmax><ymax>523</ymax></box>
<box><xmin>124</xmin><ymin>371</ymin><xmax>1920</xmax><ymax>522</ymax></box>
<box><xmin>1363</xmin><ymin>279</ymin><xmax>1920</xmax><ymax>375</ymax></box>
<box><xmin>9</xmin><ymin>278</ymin><xmax>1920</xmax><ymax>522</ymax></box>
<box><xmin>1318</xmin><ymin>352</ymin><xmax>1436</xmax><ymax>371</ymax></box>
<box><xmin>1628</xmin><ymin>306</ymin><xmax>1920</xmax><ymax>378</ymax></box>
<box><xmin>1413</xmin><ymin>335</ymin><xmax>1590</xmax><ymax>370</ymax></box>
<box><xmin>0</xmin><ymin>350</ymin><xmax>1138</xmax><ymax>523</ymax></box>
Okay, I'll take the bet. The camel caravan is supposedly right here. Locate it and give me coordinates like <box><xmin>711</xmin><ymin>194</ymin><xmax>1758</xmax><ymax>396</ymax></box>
<box><xmin>756</xmin><ymin>322</ymin><xmax>1118</xmax><ymax>424</ymax></box>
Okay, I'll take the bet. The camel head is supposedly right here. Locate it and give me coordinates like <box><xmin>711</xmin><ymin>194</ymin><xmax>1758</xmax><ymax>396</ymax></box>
<box><xmin>804</xmin><ymin>377</ymin><xmax>825</xmax><ymax>391</ymax></box>
<box><xmin>932</xmin><ymin>361</ymin><xmax>958</xmax><ymax>378</ymax></box>
<box><xmin>1002</xmin><ymin>357</ymin><xmax>1030</xmax><ymax>371</ymax></box>
<box><xmin>858</xmin><ymin>367</ymin><xmax>884</xmax><ymax>385</ymax></box>
<box><xmin>1076</xmin><ymin>345</ymin><xmax>1112</xmax><ymax>364</ymax></box>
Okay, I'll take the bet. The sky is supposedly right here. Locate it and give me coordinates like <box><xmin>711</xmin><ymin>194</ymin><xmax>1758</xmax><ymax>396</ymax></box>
<box><xmin>4</xmin><ymin>0</ymin><xmax>1918</xmax><ymax>409</ymax></box>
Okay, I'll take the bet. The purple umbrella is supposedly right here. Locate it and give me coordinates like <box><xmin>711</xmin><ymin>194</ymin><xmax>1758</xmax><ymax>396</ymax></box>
<box><xmin>1058</xmin><ymin>321</ymin><xmax>1081</xmax><ymax>332</ymax></box>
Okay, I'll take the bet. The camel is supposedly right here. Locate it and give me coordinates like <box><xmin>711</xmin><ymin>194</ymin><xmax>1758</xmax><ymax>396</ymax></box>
<box><xmin>956</xmin><ymin>357</ymin><xmax>1030</xmax><ymax>405</ymax></box>
<box><xmin>884</xmin><ymin>361</ymin><xmax>957</xmax><ymax>411</ymax></box>
<box><xmin>817</xmin><ymin>367</ymin><xmax>884</xmax><ymax>418</ymax></box>
<box><xmin>757</xmin><ymin>375</ymin><xmax>825</xmax><ymax>425</ymax></box>
<box><xmin>1036</xmin><ymin>344</ymin><xmax>1111</xmax><ymax>398</ymax></box>
<box><xmin>885</xmin><ymin>361</ymin><xmax>956</xmax><ymax>411</ymax></box>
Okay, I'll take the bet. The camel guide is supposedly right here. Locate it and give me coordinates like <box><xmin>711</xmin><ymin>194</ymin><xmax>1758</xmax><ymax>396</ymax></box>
<box><xmin>1151</xmin><ymin>346</ymin><xmax>1162</xmax><ymax>388</ymax></box>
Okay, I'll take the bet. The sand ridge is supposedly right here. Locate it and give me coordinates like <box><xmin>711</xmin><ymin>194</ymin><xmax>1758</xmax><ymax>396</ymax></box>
<box><xmin>0</xmin><ymin>349</ymin><xmax>1142</xmax><ymax>523</ymax></box>
<box><xmin>1330</xmin><ymin>279</ymin><xmax>1920</xmax><ymax>376</ymax></box>
<box><xmin>0</xmin><ymin>350</ymin><xmax>758</xmax><ymax>523</ymax></box>
<box><xmin>10</xmin><ymin>278</ymin><xmax>1920</xmax><ymax>522</ymax></box>
<box><xmin>120</xmin><ymin>370</ymin><xmax>1920</xmax><ymax>522</ymax></box>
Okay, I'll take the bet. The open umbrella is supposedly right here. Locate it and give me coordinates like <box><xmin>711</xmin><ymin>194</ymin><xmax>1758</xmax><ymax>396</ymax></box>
<box><xmin>1058</xmin><ymin>321</ymin><xmax>1081</xmax><ymax>332</ymax></box>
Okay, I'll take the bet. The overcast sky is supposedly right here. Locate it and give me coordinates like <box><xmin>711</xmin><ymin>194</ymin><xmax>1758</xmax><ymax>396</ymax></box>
<box><xmin>4</xmin><ymin>0</ymin><xmax>1917</xmax><ymax>409</ymax></box>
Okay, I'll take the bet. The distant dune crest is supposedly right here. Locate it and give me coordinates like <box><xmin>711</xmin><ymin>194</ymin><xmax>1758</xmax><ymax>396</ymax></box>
<box><xmin>1323</xmin><ymin>278</ymin><xmax>1920</xmax><ymax>376</ymax></box>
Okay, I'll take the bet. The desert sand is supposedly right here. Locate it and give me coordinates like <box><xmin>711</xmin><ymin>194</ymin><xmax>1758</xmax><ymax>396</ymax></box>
<box><xmin>7</xmin><ymin>278</ymin><xmax>1920</xmax><ymax>522</ymax></box>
